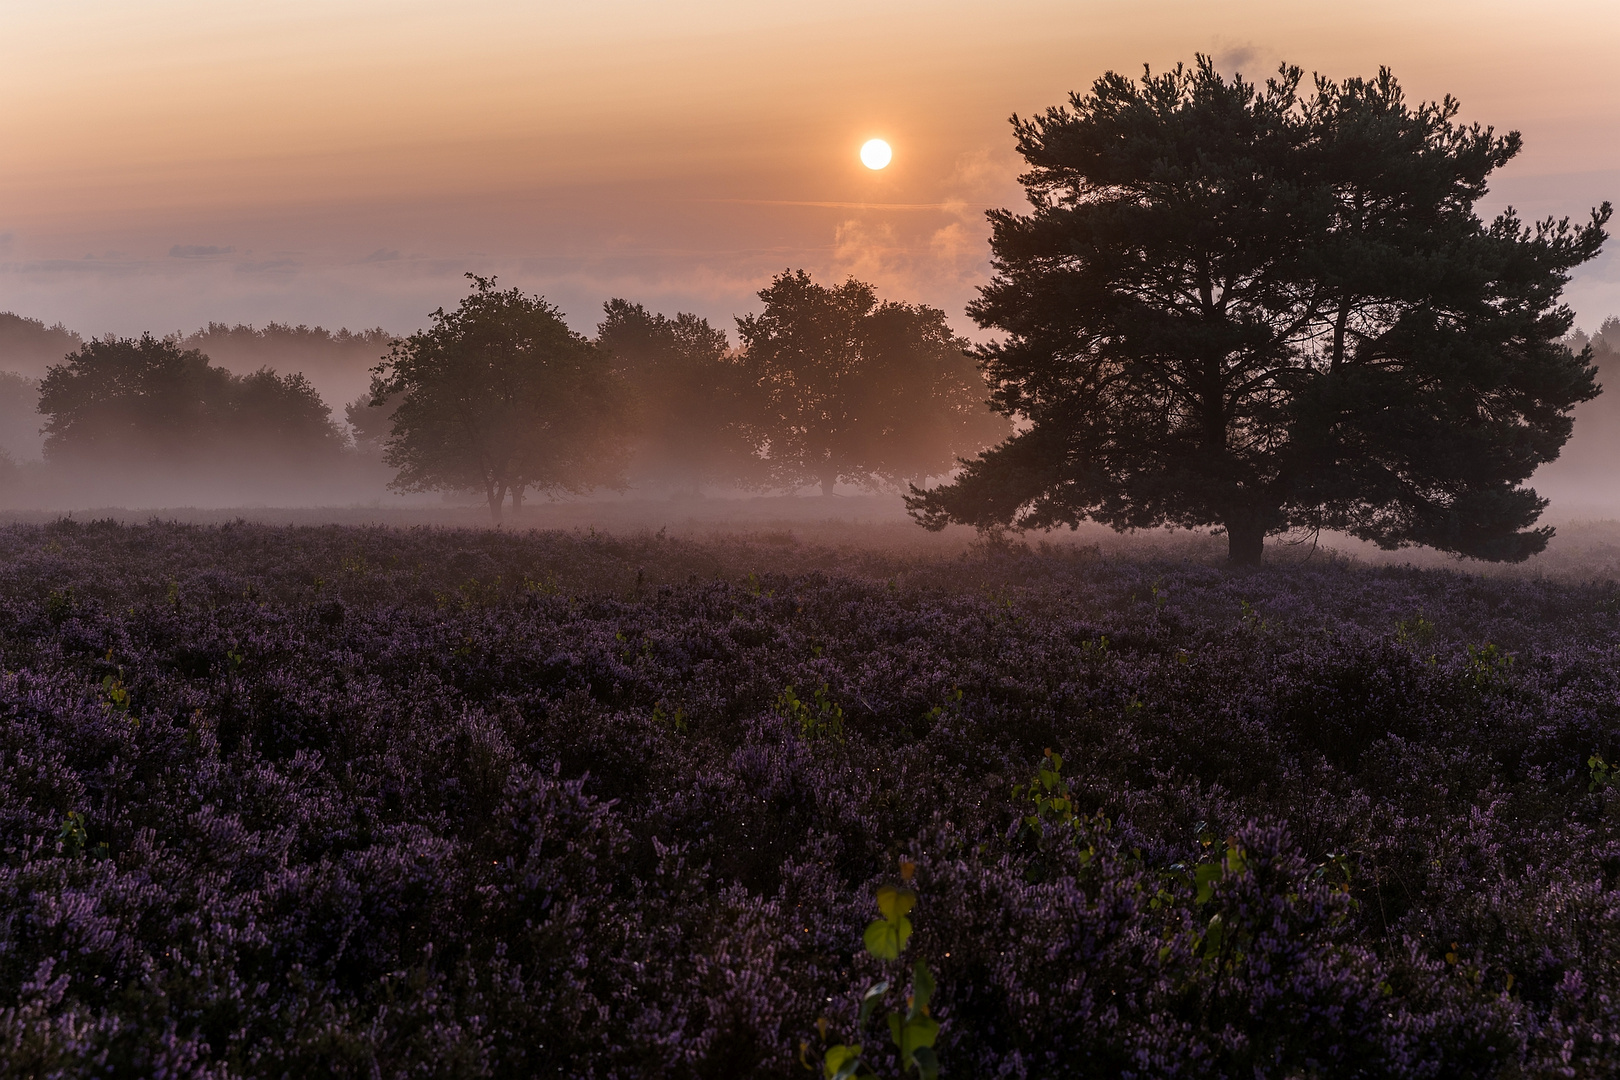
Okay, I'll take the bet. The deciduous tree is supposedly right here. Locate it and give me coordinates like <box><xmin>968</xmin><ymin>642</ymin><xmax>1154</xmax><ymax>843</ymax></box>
<box><xmin>39</xmin><ymin>334</ymin><xmax>343</xmax><ymax>469</ymax></box>
<box><xmin>371</xmin><ymin>275</ymin><xmax>630</xmax><ymax>521</ymax></box>
<box><xmin>596</xmin><ymin>300</ymin><xmax>765</xmax><ymax>494</ymax></box>
<box><xmin>739</xmin><ymin>271</ymin><xmax>1006</xmax><ymax>495</ymax></box>
<box><xmin>40</xmin><ymin>335</ymin><xmax>213</xmax><ymax>462</ymax></box>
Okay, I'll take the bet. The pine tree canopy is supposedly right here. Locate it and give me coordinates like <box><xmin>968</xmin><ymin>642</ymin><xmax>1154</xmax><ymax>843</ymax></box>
<box><xmin>905</xmin><ymin>58</ymin><xmax>1611</xmax><ymax>565</ymax></box>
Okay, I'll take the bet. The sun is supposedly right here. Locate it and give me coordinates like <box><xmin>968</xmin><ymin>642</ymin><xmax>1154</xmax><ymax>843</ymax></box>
<box><xmin>860</xmin><ymin>138</ymin><xmax>892</xmax><ymax>170</ymax></box>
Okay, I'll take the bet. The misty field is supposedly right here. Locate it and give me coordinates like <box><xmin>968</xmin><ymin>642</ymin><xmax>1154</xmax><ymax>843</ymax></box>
<box><xmin>2</xmin><ymin>519</ymin><xmax>1619</xmax><ymax>1077</ymax></box>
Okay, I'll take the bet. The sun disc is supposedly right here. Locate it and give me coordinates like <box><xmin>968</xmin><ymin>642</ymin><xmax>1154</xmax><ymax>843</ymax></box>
<box><xmin>860</xmin><ymin>139</ymin><xmax>892</xmax><ymax>170</ymax></box>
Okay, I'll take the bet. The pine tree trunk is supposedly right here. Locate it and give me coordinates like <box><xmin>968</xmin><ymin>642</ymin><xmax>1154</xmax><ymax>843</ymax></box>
<box><xmin>1226</xmin><ymin>516</ymin><xmax>1265</xmax><ymax>567</ymax></box>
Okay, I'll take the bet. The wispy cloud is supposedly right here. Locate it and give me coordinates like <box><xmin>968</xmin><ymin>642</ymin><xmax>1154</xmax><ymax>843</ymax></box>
<box><xmin>1212</xmin><ymin>43</ymin><xmax>1262</xmax><ymax>76</ymax></box>
<box><xmin>6</xmin><ymin>257</ymin><xmax>149</xmax><ymax>276</ymax></box>
<box><xmin>170</xmin><ymin>244</ymin><xmax>234</xmax><ymax>259</ymax></box>
<box><xmin>235</xmin><ymin>258</ymin><xmax>300</xmax><ymax>274</ymax></box>
<box><xmin>703</xmin><ymin>200</ymin><xmax>988</xmax><ymax>212</ymax></box>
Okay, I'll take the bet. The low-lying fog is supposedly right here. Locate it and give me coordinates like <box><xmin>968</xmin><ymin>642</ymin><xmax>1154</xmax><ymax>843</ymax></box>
<box><xmin>4</xmin><ymin>308</ymin><xmax>1620</xmax><ymax>580</ymax></box>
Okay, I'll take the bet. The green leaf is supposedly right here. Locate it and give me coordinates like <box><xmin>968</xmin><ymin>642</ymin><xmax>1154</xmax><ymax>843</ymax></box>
<box><xmin>892</xmin><ymin>1012</ymin><xmax>941</xmax><ymax>1063</ymax></box>
<box><xmin>823</xmin><ymin>1043</ymin><xmax>863</xmax><ymax>1080</ymax></box>
<box><xmin>1224</xmin><ymin>845</ymin><xmax>1247</xmax><ymax>875</ymax></box>
<box><xmin>910</xmin><ymin>960</ymin><xmax>935</xmax><ymax>1016</ymax></box>
<box><xmin>910</xmin><ymin>1045</ymin><xmax>941</xmax><ymax>1080</ymax></box>
<box><xmin>1194</xmin><ymin>862</ymin><xmax>1222</xmax><ymax>904</ymax></box>
<box><xmin>864</xmin><ymin>915</ymin><xmax>911</xmax><ymax>960</ymax></box>
<box><xmin>865</xmin><ymin>885</ymin><xmax>917</xmax><ymax>958</ymax></box>
<box><xmin>858</xmin><ymin>980</ymin><xmax>889</xmax><ymax>1027</ymax></box>
<box><xmin>876</xmin><ymin>885</ymin><xmax>917</xmax><ymax>923</ymax></box>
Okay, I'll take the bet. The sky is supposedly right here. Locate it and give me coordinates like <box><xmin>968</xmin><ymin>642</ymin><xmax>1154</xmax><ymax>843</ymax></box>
<box><xmin>3</xmin><ymin>0</ymin><xmax>1619</xmax><ymax>343</ymax></box>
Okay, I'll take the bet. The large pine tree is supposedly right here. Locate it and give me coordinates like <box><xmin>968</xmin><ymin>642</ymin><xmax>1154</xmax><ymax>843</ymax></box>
<box><xmin>907</xmin><ymin>59</ymin><xmax>1609</xmax><ymax>564</ymax></box>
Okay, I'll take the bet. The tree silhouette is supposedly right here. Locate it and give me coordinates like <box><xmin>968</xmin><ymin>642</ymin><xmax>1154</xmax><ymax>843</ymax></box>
<box><xmin>0</xmin><ymin>372</ymin><xmax>40</xmax><ymax>463</ymax></box>
<box><xmin>39</xmin><ymin>336</ymin><xmax>211</xmax><ymax>463</ymax></box>
<box><xmin>596</xmin><ymin>300</ymin><xmax>765</xmax><ymax>494</ymax></box>
<box><xmin>855</xmin><ymin>298</ymin><xmax>1011</xmax><ymax>489</ymax></box>
<box><xmin>36</xmin><ymin>334</ymin><xmax>344</xmax><ymax>508</ymax></box>
<box><xmin>372</xmin><ymin>275</ymin><xmax>630</xmax><ymax>521</ymax></box>
<box><xmin>739</xmin><ymin>271</ymin><xmax>1006</xmax><ymax>495</ymax></box>
<box><xmin>907</xmin><ymin>60</ymin><xmax>1609</xmax><ymax>564</ymax></box>
<box><xmin>344</xmin><ymin>390</ymin><xmax>401</xmax><ymax>457</ymax></box>
<box><xmin>229</xmin><ymin>369</ymin><xmax>346</xmax><ymax>467</ymax></box>
<box><xmin>0</xmin><ymin>312</ymin><xmax>81</xmax><ymax>380</ymax></box>
<box><xmin>39</xmin><ymin>334</ymin><xmax>343</xmax><ymax>467</ymax></box>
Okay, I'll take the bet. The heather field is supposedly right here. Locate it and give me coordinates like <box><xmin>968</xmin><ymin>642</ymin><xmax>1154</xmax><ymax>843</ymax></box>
<box><xmin>4</xmin><ymin>519</ymin><xmax>1620</xmax><ymax>1078</ymax></box>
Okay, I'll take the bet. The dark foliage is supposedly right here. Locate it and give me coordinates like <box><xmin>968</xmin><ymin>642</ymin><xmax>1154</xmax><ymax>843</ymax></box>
<box><xmin>909</xmin><ymin>60</ymin><xmax>1610</xmax><ymax>565</ymax></box>
<box><xmin>344</xmin><ymin>389</ymin><xmax>404</xmax><ymax>467</ymax></box>
<box><xmin>184</xmin><ymin>323</ymin><xmax>396</xmax><ymax>434</ymax></box>
<box><xmin>38</xmin><ymin>335</ymin><xmax>344</xmax><ymax>474</ymax></box>
<box><xmin>1564</xmin><ymin>317</ymin><xmax>1620</xmax><ymax>371</ymax></box>
<box><xmin>0</xmin><ymin>313</ymin><xmax>81</xmax><ymax>381</ymax></box>
<box><xmin>372</xmin><ymin>276</ymin><xmax>632</xmax><ymax>522</ymax></box>
<box><xmin>1</xmin><ymin>520</ymin><xmax>1618</xmax><ymax>1076</ymax></box>
<box><xmin>0</xmin><ymin>371</ymin><xmax>42</xmax><ymax>464</ymax></box>
<box><xmin>178</xmin><ymin>322</ymin><xmax>394</xmax><ymax>370</ymax></box>
<box><xmin>596</xmin><ymin>300</ymin><xmax>766</xmax><ymax>494</ymax></box>
<box><xmin>740</xmin><ymin>271</ymin><xmax>1007</xmax><ymax>496</ymax></box>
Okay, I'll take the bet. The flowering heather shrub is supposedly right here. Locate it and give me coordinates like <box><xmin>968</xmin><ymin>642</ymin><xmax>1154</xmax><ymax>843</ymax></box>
<box><xmin>0</xmin><ymin>518</ymin><xmax>1618</xmax><ymax>1076</ymax></box>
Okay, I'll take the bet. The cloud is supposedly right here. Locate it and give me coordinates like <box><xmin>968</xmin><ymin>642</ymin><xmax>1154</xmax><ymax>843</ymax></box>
<box><xmin>831</xmin><ymin>219</ymin><xmax>904</xmax><ymax>285</ymax></box>
<box><xmin>6</xmin><ymin>257</ymin><xmax>148</xmax><ymax>276</ymax></box>
<box><xmin>235</xmin><ymin>258</ymin><xmax>300</xmax><ymax>274</ymax></box>
<box><xmin>169</xmin><ymin>244</ymin><xmax>235</xmax><ymax>259</ymax></box>
<box><xmin>1212</xmin><ymin>43</ymin><xmax>1261</xmax><ymax>76</ymax></box>
<box><xmin>929</xmin><ymin>221</ymin><xmax>974</xmax><ymax>264</ymax></box>
<box><xmin>361</xmin><ymin>248</ymin><xmax>401</xmax><ymax>263</ymax></box>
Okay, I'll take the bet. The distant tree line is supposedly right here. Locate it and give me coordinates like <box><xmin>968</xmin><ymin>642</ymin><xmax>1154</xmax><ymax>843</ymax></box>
<box><xmin>1565</xmin><ymin>317</ymin><xmax>1620</xmax><ymax>370</ymax></box>
<box><xmin>38</xmin><ymin>335</ymin><xmax>345</xmax><ymax>478</ymax></box>
<box><xmin>0</xmin><ymin>313</ymin><xmax>80</xmax><ymax>380</ymax></box>
<box><xmin>178</xmin><ymin>321</ymin><xmax>394</xmax><ymax>364</ymax></box>
<box><xmin>358</xmin><ymin>271</ymin><xmax>1007</xmax><ymax>520</ymax></box>
<box><xmin>1</xmin><ymin>270</ymin><xmax>1008</xmax><ymax>513</ymax></box>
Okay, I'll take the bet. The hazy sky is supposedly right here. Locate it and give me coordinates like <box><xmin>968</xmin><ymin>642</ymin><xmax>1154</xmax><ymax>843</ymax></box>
<box><xmin>4</xmin><ymin>0</ymin><xmax>1619</xmax><ymax>342</ymax></box>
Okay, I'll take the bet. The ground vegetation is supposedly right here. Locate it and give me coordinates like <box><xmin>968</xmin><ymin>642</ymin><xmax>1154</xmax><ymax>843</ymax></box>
<box><xmin>0</xmin><ymin>521</ymin><xmax>1616</xmax><ymax>1075</ymax></box>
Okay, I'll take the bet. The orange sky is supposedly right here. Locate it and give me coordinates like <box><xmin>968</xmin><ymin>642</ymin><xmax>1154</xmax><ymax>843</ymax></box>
<box><xmin>3</xmin><ymin>0</ymin><xmax>1619</xmax><ymax>342</ymax></box>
